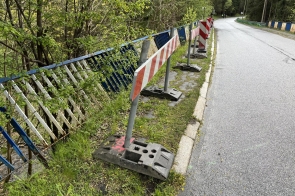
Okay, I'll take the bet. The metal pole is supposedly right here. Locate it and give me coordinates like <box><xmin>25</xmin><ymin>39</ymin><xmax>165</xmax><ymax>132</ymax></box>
<box><xmin>193</xmin><ymin>38</ymin><xmax>197</xmax><ymax>54</ymax></box>
<box><xmin>164</xmin><ymin>28</ymin><xmax>174</xmax><ymax>92</ymax></box>
<box><xmin>124</xmin><ymin>40</ymin><xmax>150</xmax><ymax>148</ymax></box>
<box><xmin>187</xmin><ymin>23</ymin><xmax>193</xmax><ymax>66</ymax></box>
<box><xmin>192</xmin><ymin>21</ymin><xmax>199</xmax><ymax>54</ymax></box>
<box><xmin>202</xmin><ymin>7</ymin><xmax>205</xmax><ymax>19</ymax></box>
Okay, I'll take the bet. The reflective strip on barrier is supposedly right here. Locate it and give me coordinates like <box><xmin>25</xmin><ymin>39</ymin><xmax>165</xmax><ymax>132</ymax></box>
<box><xmin>130</xmin><ymin>35</ymin><xmax>179</xmax><ymax>101</ymax></box>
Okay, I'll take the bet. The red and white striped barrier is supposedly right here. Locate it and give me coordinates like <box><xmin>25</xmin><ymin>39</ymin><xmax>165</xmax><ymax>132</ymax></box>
<box><xmin>198</xmin><ymin>21</ymin><xmax>207</xmax><ymax>52</ymax></box>
<box><xmin>190</xmin><ymin>26</ymin><xmax>200</xmax><ymax>40</ymax></box>
<box><xmin>206</xmin><ymin>18</ymin><xmax>211</xmax><ymax>38</ymax></box>
<box><xmin>130</xmin><ymin>35</ymin><xmax>179</xmax><ymax>101</ymax></box>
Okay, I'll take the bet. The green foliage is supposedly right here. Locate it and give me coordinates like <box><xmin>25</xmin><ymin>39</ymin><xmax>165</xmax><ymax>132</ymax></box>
<box><xmin>236</xmin><ymin>18</ymin><xmax>267</xmax><ymax>26</ymax></box>
<box><xmin>4</xmin><ymin>33</ymin><xmax>215</xmax><ymax>195</ymax></box>
<box><xmin>0</xmin><ymin>0</ymin><xmax>213</xmax><ymax>79</ymax></box>
<box><xmin>181</xmin><ymin>7</ymin><xmax>198</xmax><ymax>24</ymax></box>
<box><xmin>245</xmin><ymin>0</ymin><xmax>295</xmax><ymax>22</ymax></box>
<box><xmin>1</xmin><ymin>0</ymin><xmax>214</xmax><ymax>195</ymax></box>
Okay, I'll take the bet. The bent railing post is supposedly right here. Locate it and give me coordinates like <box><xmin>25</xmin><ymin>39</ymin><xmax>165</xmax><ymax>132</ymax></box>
<box><xmin>124</xmin><ymin>40</ymin><xmax>150</xmax><ymax>148</ymax></box>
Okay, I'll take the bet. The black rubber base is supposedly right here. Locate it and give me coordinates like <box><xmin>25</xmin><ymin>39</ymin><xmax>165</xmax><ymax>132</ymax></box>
<box><xmin>140</xmin><ymin>87</ymin><xmax>182</xmax><ymax>101</ymax></box>
<box><xmin>174</xmin><ymin>63</ymin><xmax>202</xmax><ymax>72</ymax></box>
<box><xmin>93</xmin><ymin>135</ymin><xmax>175</xmax><ymax>181</ymax></box>
<box><xmin>197</xmin><ymin>49</ymin><xmax>207</xmax><ymax>53</ymax></box>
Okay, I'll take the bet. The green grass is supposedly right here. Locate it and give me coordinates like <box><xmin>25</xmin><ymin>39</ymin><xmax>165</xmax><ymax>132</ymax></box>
<box><xmin>235</xmin><ymin>18</ymin><xmax>267</xmax><ymax>27</ymax></box>
<box><xmin>5</xmin><ymin>32</ymin><xmax>214</xmax><ymax>196</ymax></box>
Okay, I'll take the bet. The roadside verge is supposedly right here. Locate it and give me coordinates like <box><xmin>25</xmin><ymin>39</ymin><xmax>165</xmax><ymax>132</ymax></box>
<box><xmin>173</xmin><ymin>29</ymin><xmax>215</xmax><ymax>175</ymax></box>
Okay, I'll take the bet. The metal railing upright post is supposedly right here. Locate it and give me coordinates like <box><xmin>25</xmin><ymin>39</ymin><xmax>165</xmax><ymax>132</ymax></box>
<box><xmin>192</xmin><ymin>21</ymin><xmax>199</xmax><ymax>55</ymax></box>
<box><xmin>164</xmin><ymin>28</ymin><xmax>175</xmax><ymax>92</ymax></box>
<box><xmin>186</xmin><ymin>23</ymin><xmax>193</xmax><ymax>67</ymax></box>
<box><xmin>124</xmin><ymin>39</ymin><xmax>150</xmax><ymax>148</ymax></box>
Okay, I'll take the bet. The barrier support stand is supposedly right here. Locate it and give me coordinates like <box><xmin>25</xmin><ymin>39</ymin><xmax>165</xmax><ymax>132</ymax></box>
<box><xmin>187</xmin><ymin>23</ymin><xmax>192</xmax><ymax>65</ymax></box>
<box><xmin>174</xmin><ymin>23</ymin><xmax>202</xmax><ymax>72</ymax></box>
<box><xmin>141</xmin><ymin>28</ymin><xmax>182</xmax><ymax>101</ymax></box>
<box><xmin>191</xmin><ymin>21</ymin><xmax>199</xmax><ymax>54</ymax></box>
<box><xmin>93</xmin><ymin>40</ymin><xmax>175</xmax><ymax>180</ymax></box>
<box><xmin>192</xmin><ymin>38</ymin><xmax>198</xmax><ymax>53</ymax></box>
<box><xmin>164</xmin><ymin>28</ymin><xmax>173</xmax><ymax>92</ymax></box>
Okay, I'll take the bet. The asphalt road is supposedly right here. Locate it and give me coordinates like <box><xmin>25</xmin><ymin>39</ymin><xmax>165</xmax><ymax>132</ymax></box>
<box><xmin>180</xmin><ymin>18</ymin><xmax>295</xmax><ymax>196</ymax></box>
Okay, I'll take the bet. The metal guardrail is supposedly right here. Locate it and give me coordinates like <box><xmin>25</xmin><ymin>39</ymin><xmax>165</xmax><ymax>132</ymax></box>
<box><xmin>266</xmin><ymin>21</ymin><xmax>295</xmax><ymax>33</ymax></box>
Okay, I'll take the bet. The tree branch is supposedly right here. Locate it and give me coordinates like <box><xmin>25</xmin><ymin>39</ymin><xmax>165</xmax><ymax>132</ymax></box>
<box><xmin>0</xmin><ymin>41</ymin><xmax>47</xmax><ymax>66</ymax></box>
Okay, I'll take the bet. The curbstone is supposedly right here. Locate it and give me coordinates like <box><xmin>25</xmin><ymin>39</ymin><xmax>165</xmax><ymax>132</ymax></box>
<box><xmin>200</xmin><ymin>82</ymin><xmax>209</xmax><ymax>98</ymax></box>
<box><xmin>185</xmin><ymin>122</ymin><xmax>200</xmax><ymax>140</ymax></box>
<box><xmin>173</xmin><ymin>135</ymin><xmax>194</xmax><ymax>174</ymax></box>
<box><xmin>193</xmin><ymin>96</ymin><xmax>206</xmax><ymax>121</ymax></box>
<box><xmin>206</xmin><ymin>68</ymin><xmax>211</xmax><ymax>83</ymax></box>
<box><xmin>173</xmin><ymin>28</ymin><xmax>214</xmax><ymax>176</ymax></box>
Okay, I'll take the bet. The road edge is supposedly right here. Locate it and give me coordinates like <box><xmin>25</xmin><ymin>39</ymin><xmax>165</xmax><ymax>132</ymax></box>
<box><xmin>173</xmin><ymin>28</ymin><xmax>215</xmax><ymax>175</ymax></box>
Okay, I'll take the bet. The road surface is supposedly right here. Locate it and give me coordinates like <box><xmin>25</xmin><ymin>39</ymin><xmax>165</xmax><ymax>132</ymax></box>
<box><xmin>180</xmin><ymin>18</ymin><xmax>295</xmax><ymax>195</ymax></box>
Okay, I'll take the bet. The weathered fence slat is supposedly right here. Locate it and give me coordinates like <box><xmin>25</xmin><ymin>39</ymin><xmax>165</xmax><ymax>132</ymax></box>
<box><xmin>49</xmin><ymin>70</ymin><xmax>85</xmax><ymax>121</ymax></box>
<box><xmin>30</xmin><ymin>74</ymin><xmax>72</xmax><ymax>130</ymax></box>
<box><xmin>64</xmin><ymin>65</ymin><xmax>92</xmax><ymax>104</ymax></box>
<box><xmin>40</xmin><ymin>72</ymin><xmax>79</xmax><ymax>126</ymax></box>
<box><xmin>0</xmin><ymin>84</ymin><xmax>49</xmax><ymax>146</ymax></box>
<box><xmin>69</xmin><ymin>63</ymin><xmax>100</xmax><ymax>106</ymax></box>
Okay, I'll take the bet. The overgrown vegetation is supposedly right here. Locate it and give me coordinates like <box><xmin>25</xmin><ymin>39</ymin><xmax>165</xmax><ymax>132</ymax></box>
<box><xmin>246</xmin><ymin>0</ymin><xmax>295</xmax><ymax>22</ymax></box>
<box><xmin>3</xmin><ymin>31</ymin><xmax>214</xmax><ymax>195</ymax></box>
<box><xmin>236</xmin><ymin>18</ymin><xmax>267</xmax><ymax>26</ymax></box>
<box><xmin>0</xmin><ymin>0</ymin><xmax>213</xmax><ymax>183</ymax></box>
<box><xmin>0</xmin><ymin>0</ymin><xmax>216</xmax><ymax>195</ymax></box>
<box><xmin>0</xmin><ymin>0</ymin><xmax>213</xmax><ymax>76</ymax></box>
<box><xmin>211</xmin><ymin>0</ymin><xmax>295</xmax><ymax>22</ymax></box>
<box><xmin>211</xmin><ymin>0</ymin><xmax>245</xmax><ymax>16</ymax></box>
